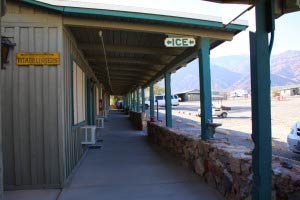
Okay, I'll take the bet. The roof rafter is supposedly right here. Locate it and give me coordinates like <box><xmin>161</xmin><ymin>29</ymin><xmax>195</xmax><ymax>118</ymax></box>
<box><xmin>87</xmin><ymin>57</ymin><xmax>167</xmax><ymax>66</ymax></box>
<box><xmin>79</xmin><ymin>43</ymin><xmax>183</xmax><ymax>56</ymax></box>
<box><xmin>92</xmin><ymin>67</ymin><xmax>156</xmax><ymax>76</ymax></box>
<box><xmin>64</xmin><ymin>17</ymin><xmax>236</xmax><ymax>41</ymax></box>
<box><xmin>92</xmin><ymin>64</ymin><xmax>162</xmax><ymax>71</ymax></box>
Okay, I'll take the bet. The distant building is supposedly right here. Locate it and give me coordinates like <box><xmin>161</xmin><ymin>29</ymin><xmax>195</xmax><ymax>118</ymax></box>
<box><xmin>175</xmin><ymin>89</ymin><xmax>226</xmax><ymax>102</ymax></box>
<box><xmin>230</xmin><ymin>89</ymin><xmax>249</xmax><ymax>98</ymax></box>
<box><xmin>274</xmin><ymin>85</ymin><xmax>300</xmax><ymax>96</ymax></box>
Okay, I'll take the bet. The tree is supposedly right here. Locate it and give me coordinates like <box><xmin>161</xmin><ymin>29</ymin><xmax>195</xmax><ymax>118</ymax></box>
<box><xmin>272</xmin><ymin>88</ymin><xmax>280</xmax><ymax>97</ymax></box>
<box><xmin>154</xmin><ymin>83</ymin><xmax>164</xmax><ymax>95</ymax></box>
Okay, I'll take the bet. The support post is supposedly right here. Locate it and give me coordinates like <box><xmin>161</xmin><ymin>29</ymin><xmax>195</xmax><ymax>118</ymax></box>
<box><xmin>164</xmin><ymin>72</ymin><xmax>172</xmax><ymax>127</ymax></box>
<box><xmin>86</xmin><ymin>77</ymin><xmax>92</xmax><ymax>125</ymax></box>
<box><xmin>141</xmin><ymin>88</ymin><xmax>145</xmax><ymax>112</ymax></box>
<box><xmin>127</xmin><ymin>93</ymin><xmax>130</xmax><ymax>109</ymax></box>
<box><xmin>123</xmin><ymin>95</ymin><xmax>127</xmax><ymax>109</ymax></box>
<box><xmin>103</xmin><ymin>93</ymin><xmax>107</xmax><ymax>117</ymax></box>
<box><xmin>199</xmin><ymin>37</ymin><xmax>213</xmax><ymax>140</ymax></box>
<box><xmin>137</xmin><ymin>88</ymin><xmax>140</xmax><ymax>112</ymax></box>
<box><xmin>250</xmin><ymin>0</ymin><xmax>273</xmax><ymax>199</ymax></box>
<box><xmin>149</xmin><ymin>83</ymin><xmax>155</xmax><ymax>118</ymax></box>
<box><xmin>129</xmin><ymin>93</ymin><xmax>132</xmax><ymax>110</ymax></box>
<box><xmin>133</xmin><ymin>91</ymin><xmax>136</xmax><ymax>112</ymax></box>
<box><xmin>131</xmin><ymin>92</ymin><xmax>134</xmax><ymax>111</ymax></box>
<box><xmin>127</xmin><ymin>93</ymin><xmax>129</xmax><ymax>110</ymax></box>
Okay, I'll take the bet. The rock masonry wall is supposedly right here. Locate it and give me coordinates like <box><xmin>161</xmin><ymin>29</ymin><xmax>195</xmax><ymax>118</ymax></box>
<box><xmin>147</xmin><ymin>122</ymin><xmax>300</xmax><ymax>200</ymax></box>
<box><xmin>129</xmin><ymin>111</ymin><xmax>147</xmax><ymax>130</ymax></box>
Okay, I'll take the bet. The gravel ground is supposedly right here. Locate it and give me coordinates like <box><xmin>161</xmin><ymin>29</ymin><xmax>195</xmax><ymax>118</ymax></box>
<box><xmin>150</xmin><ymin>96</ymin><xmax>300</xmax><ymax>163</ymax></box>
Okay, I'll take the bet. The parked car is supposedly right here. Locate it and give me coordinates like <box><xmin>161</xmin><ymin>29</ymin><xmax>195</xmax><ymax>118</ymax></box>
<box><xmin>197</xmin><ymin>105</ymin><xmax>228</xmax><ymax>118</ymax></box>
<box><xmin>287</xmin><ymin>121</ymin><xmax>300</xmax><ymax>153</ymax></box>
<box><xmin>145</xmin><ymin>95</ymin><xmax>179</xmax><ymax>108</ymax></box>
<box><xmin>173</xmin><ymin>94</ymin><xmax>181</xmax><ymax>102</ymax></box>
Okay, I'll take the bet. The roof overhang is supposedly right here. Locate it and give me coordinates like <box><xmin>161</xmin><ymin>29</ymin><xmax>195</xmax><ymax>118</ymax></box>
<box><xmin>21</xmin><ymin>0</ymin><xmax>247</xmax><ymax>29</ymax></box>
<box><xmin>205</xmin><ymin>0</ymin><xmax>300</xmax><ymax>17</ymax></box>
<box><xmin>19</xmin><ymin>0</ymin><xmax>248</xmax><ymax>95</ymax></box>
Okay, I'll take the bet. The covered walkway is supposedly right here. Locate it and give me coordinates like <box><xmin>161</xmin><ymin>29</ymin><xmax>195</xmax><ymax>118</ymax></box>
<box><xmin>57</xmin><ymin>111</ymin><xmax>222</xmax><ymax>200</ymax></box>
<box><xmin>2</xmin><ymin>1</ymin><xmax>300</xmax><ymax>199</ymax></box>
<box><xmin>5</xmin><ymin>111</ymin><xmax>222</xmax><ymax>200</ymax></box>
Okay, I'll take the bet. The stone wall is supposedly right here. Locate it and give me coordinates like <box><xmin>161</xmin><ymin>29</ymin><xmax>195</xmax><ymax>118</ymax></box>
<box><xmin>148</xmin><ymin>122</ymin><xmax>300</xmax><ymax>200</ymax></box>
<box><xmin>129</xmin><ymin>111</ymin><xmax>147</xmax><ymax>130</ymax></box>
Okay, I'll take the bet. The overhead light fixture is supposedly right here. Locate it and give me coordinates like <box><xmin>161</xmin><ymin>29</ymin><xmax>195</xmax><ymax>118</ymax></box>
<box><xmin>98</xmin><ymin>30</ymin><xmax>103</xmax><ymax>38</ymax></box>
<box><xmin>98</xmin><ymin>30</ymin><xmax>112</xmax><ymax>92</ymax></box>
<box><xmin>1</xmin><ymin>37</ymin><xmax>16</xmax><ymax>69</ymax></box>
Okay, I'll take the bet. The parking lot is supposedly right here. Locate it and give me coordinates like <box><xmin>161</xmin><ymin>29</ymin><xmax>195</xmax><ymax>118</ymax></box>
<box><xmin>153</xmin><ymin>96</ymin><xmax>300</xmax><ymax>163</ymax></box>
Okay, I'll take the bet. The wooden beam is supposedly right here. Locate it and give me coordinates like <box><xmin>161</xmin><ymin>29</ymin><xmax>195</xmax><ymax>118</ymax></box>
<box><xmin>111</xmin><ymin>79</ymin><xmax>146</xmax><ymax>82</ymax></box>
<box><xmin>79</xmin><ymin>43</ymin><xmax>183</xmax><ymax>56</ymax></box>
<box><xmin>111</xmin><ymin>81</ymin><xmax>146</xmax><ymax>86</ymax></box>
<box><xmin>63</xmin><ymin>17</ymin><xmax>235</xmax><ymax>41</ymax></box>
<box><xmin>110</xmin><ymin>68</ymin><xmax>157</xmax><ymax>75</ymax></box>
<box><xmin>92</xmin><ymin>65</ymin><xmax>161</xmax><ymax>73</ymax></box>
<box><xmin>98</xmin><ymin>72</ymin><xmax>153</xmax><ymax>79</ymax></box>
<box><xmin>110</xmin><ymin>73</ymin><xmax>152</xmax><ymax>79</ymax></box>
<box><xmin>95</xmin><ymin>71</ymin><xmax>151</xmax><ymax>80</ymax></box>
<box><xmin>111</xmin><ymin>77</ymin><xmax>148</xmax><ymax>82</ymax></box>
<box><xmin>92</xmin><ymin>67</ymin><xmax>157</xmax><ymax>76</ymax></box>
<box><xmin>96</xmin><ymin>73</ymin><xmax>148</xmax><ymax>82</ymax></box>
<box><xmin>88</xmin><ymin>57</ymin><xmax>167</xmax><ymax>66</ymax></box>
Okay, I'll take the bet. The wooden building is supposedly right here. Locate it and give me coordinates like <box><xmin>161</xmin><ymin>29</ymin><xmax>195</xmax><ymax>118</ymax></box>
<box><xmin>0</xmin><ymin>0</ymin><xmax>247</xmax><ymax>190</ymax></box>
<box><xmin>176</xmin><ymin>89</ymin><xmax>225</xmax><ymax>102</ymax></box>
<box><xmin>0</xmin><ymin>1</ymin><xmax>106</xmax><ymax>190</ymax></box>
<box><xmin>1</xmin><ymin>0</ymin><xmax>299</xmax><ymax>199</ymax></box>
<box><xmin>275</xmin><ymin>84</ymin><xmax>300</xmax><ymax>96</ymax></box>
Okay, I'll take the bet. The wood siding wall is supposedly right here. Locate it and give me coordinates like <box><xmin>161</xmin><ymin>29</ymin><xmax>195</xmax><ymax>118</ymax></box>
<box><xmin>0</xmin><ymin>1</ymin><xmax>104</xmax><ymax>189</ymax></box>
<box><xmin>0</xmin><ymin>2</ymin><xmax>65</xmax><ymax>189</ymax></box>
<box><xmin>0</xmin><ymin>1</ymin><xmax>4</xmax><ymax>198</ymax></box>
<box><xmin>62</xmin><ymin>27</ymin><xmax>90</xmax><ymax>179</ymax></box>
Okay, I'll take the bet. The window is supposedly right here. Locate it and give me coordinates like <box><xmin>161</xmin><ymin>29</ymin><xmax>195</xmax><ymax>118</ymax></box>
<box><xmin>73</xmin><ymin>61</ymin><xmax>86</xmax><ymax>124</ymax></box>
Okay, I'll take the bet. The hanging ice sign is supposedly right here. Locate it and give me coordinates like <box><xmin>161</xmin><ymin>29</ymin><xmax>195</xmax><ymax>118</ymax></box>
<box><xmin>164</xmin><ymin>37</ymin><xmax>196</xmax><ymax>47</ymax></box>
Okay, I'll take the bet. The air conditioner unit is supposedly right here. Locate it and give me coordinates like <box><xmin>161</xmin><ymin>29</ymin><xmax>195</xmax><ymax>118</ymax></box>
<box><xmin>96</xmin><ymin>117</ymin><xmax>104</xmax><ymax>128</ymax></box>
<box><xmin>81</xmin><ymin>126</ymin><xmax>97</xmax><ymax>145</ymax></box>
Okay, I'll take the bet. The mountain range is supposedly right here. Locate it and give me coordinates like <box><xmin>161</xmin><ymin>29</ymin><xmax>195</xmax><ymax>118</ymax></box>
<box><xmin>171</xmin><ymin>50</ymin><xmax>300</xmax><ymax>93</ymax></box>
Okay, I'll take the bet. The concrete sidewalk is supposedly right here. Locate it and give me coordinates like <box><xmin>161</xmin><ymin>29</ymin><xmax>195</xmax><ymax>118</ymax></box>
<box><xmin>5</xmin><ymin>111</ymin><xmax>223</xmax><ymax>200</ymax></box>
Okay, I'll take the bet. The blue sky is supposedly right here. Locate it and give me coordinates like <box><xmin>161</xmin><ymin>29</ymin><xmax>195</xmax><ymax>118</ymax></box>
<box><xmin>212</xmin><ymin>10</ymin><xmax>300</xmax><ymax>57</ymax></box>
<box><xmin>272</xmin><ymin>12</ymin><xmax>300</xmax><ymax>54</ymax></box>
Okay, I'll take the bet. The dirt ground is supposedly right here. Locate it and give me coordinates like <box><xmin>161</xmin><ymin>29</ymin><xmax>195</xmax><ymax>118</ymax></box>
<box><xmin>153</xmin><ymin>96</ymin><xmax>300</xmax><ymax>163</ymax></box>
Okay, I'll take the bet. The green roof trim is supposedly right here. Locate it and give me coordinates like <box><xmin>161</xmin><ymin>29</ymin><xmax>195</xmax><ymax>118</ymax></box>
<box><xmin>21</xmin><ymin>0</ymin><xmax>247</xmax><ymax>31</ymax></box>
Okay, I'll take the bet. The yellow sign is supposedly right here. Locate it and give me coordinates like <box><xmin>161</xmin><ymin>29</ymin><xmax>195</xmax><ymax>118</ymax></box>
<box><xmin>16</xmin><ymin>52</ymin><xmax>60</xmax><ymax>66</ymax></box>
